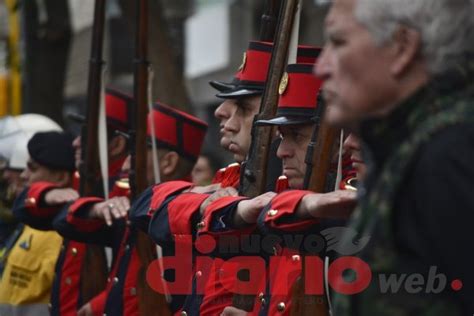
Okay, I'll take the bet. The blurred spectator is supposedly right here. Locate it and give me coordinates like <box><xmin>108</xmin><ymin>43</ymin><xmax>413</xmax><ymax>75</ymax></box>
<box><xmin>0</xmin><ymin>114</ymin><xmax>61</xmax><ymax>246</ymax></box>
<box><xmin>0</xmin><ymin>131</ymin><xmax>74</xmax><ymax>316</ymax></box>
<box><xmin>191</xmin><ymin>151</ymin><xmax>221</xmax><ymax>185</ymax></box>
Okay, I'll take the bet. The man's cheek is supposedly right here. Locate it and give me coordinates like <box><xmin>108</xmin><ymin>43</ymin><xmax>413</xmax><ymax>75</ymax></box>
<box><xmin>326</xmin><ymin>103</ymin><xmax>353</xmax><ymax>126</ymax></box>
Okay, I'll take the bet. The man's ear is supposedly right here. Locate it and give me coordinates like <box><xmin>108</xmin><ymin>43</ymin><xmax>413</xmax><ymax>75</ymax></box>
<box><xmin>390</xmin><ymin>26</ymin><xmax>422</xmax><ymax>77</ymax></box>
<box><xmin>159</xmin><ymin>151</ymin><xmax>180</xmax><ymax>177</ymax></box>
<box><xmin>108</xmin><ymin>135</ymin><xmax>127</xmax><ymax>159</ymax></box>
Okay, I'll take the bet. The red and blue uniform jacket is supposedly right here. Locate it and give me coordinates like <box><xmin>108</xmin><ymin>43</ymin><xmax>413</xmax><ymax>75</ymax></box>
<box><xmin>59</xmin><ymin>175</ymin><xmax>198</xmax><ymax>316</ymax></box>
<box><xmin>196</xmin><ymin>172</ymin><xmax>354</xmax><ymax>315</ymax></box>
<box><xmin>49</xmin><ymin>177</ymin><xmax>139</xmax><ymax>316</ymax></box>
<box><xmin>193</xmin><ymin>179</ymin><xmax>308</xmax><ymax>316</ymax></box>
<box><xmin>54</xmin><ymin>190</ymin><xmax>139</xmax><ymax>316</ymax></box>
<box><xmin>129</xmin><ymin>163</ymin><xmax>241</xmax><ymax>316</ymax></box>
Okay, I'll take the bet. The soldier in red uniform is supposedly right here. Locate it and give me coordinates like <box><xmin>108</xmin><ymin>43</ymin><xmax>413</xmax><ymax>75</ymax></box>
<box><xmin>53</xmin><ymin>102</ymin><xmax>208</xmax><ymax>316</ymax></box>
<box><xmin>128</xmin><ymin>41</ymin><xmax>322</xmax><ymax>316</ymax></box>
<box><xmin>214</xmin><ymin>71</ymin><xmax>363</xmax><ymax>315</ymax></box>
<box><xmin>12</xmin><ymin>88</ymin><xmax>132</xmax><ymax>316</ymax></box>
<box><xmin>138</xmin><ymin>40</ymin><xmax>323</xmax><ymax>228</ymax></box>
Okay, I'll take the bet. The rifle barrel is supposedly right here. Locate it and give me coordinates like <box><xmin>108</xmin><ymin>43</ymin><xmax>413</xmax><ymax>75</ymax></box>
<box><xmin>259</xmin><ymin>0</ymin><xmax>282</xmax><ymax>41</ymax></box>
<box><xmin>130</xmin><ymin>0</ymin><xmax>149</xmax><ymax>199</ymax></box>
<box><xmin>80</xmin><ymin>0</ymin><xmax>108</xmax><ymax>304</ymax></box>
<box><xmin>82</xmin><ymin>0</ymin><xmax>106</xmax><ymax>197</ymax></box>
<box><xmin>291</xmin><ymin>101</ymin><xmax>337</xmax><ymax>316</ymax></box>
<box><xmin>131</xmin><ymin>1</ymin><xmax>172</xmax><ymax>315</ymax></box>
<box><xmin>239</xmin><ymin>0</ymin><xmax>299</xmax><ymax>198</ymax></box>
<box><xmin>233</xmin><ymin>0</ymin><xmax>299</xmax><ymax>311</ymax></box>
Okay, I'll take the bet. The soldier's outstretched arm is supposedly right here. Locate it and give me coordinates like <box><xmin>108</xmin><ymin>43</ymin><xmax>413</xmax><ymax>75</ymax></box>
<box><xmin>52</xmin><ymin>200</ymin><xmax>117</xmax><ymax>246</ymax></box>
<box><xmin>295</xmin><ymin>190</ymin><xmax>357</xmax><ymax>220</ymax></box>
<box><xmin>146</xmin><ymin>183</ymin><xmax>212</xmax><ymax>246</ymax></box>
<box><xmin>129</xmin><ymin>180</ymin><xmax>194</xmax><ymax>233</ymax></box>
<box><xmin>255</xmin><ymin>190</ymin><xmax>354</xmax><ymax>253</ymax></box>
<box><xmin>13</xmin><ymin>182</ymin><xmax>79</xmax><ymax>230</ymax></box>
<box><xmin>131</xmin><ymin>173</ymin><xmax>239</xmax><ymax>245</ymax></box>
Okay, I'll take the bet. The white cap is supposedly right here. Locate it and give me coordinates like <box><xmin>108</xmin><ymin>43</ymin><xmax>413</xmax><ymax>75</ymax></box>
<box><xmin>14</xmin><ymin>114</ymin><xmax>62</xmax><ymax>133</ymax></box>
<box><xmin>0</xmin><ymin>116</ymin><xmax>19</xmax><ymax>139</ymax></box>
<box><xmin>8</xmin><ymin>132</ymin><xmax>35</xmax><ymax>170</ymax></box>
<box><xmin>0</xmin><ymin>114</ymin><xmax>62</xmax><ymax>163</ymax></box>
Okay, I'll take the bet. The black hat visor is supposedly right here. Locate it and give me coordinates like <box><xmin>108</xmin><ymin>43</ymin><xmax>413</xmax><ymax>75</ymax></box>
<box><xmin>256</xmin><ymin>115</ymin><xmax>315</xmax><ymax>126</ymax></box>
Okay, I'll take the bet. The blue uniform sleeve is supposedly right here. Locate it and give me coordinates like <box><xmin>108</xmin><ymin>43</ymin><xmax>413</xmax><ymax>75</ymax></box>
<box><xmin>129</xmin><ymin>185</ymin><xmax>154</xmax><ymax>233</ymax></box>
<box><xmin>129</xmin><ymin>181</ymin><xmax>194</xmax><ymax>233</ymax></box>
<box><xmin>52</xmin><ymin>201</ymin><xmax>117</xmax><ymax>247</ymax></box>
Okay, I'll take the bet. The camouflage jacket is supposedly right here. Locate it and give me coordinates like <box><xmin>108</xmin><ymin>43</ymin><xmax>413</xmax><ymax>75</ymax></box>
<box><xmin>332</xmin><ymin>58</ymin><xmax>474</xmax><ymax>316</ymax></box>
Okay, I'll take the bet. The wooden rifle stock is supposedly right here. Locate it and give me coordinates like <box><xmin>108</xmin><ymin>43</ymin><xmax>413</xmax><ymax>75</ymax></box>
<box><xmin>81</xmin><ymin>1</ymin><xmax>105</xmax><ymax>197</ymax></box>
<box><xmin>239</xmin><ymin>0</ymin><xmax>298</xmax><ymax>199</ymax></box>
<box><xmin>79</xmin><ymin>0</ymin><xmax>109</xmax><ymax>303</ymax></box>
<box><xmin>234</xmin><ymin>0</ymin><xmax>298</xmax><ymax>311</ymax></box>
<box><xmin>290</xmin><ymin>98</ymin><xmax>337</xmax><ymax>316</ymax></box>
<box><xmin>130</xmin><ymin>1</ymin><xmax>171</xmax><ymax>315</ymax></box>
<box><xmin>130</xmin><ymin>0</ymin><xmax>148</xmax><ymax>198</ymax></box>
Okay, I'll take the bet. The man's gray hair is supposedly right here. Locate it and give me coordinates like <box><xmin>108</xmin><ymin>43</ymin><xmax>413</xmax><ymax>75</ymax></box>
<box><xmin>355</xmin><ymin>0</ymin><xmax>474</xmax><ymax>75</ymax></box>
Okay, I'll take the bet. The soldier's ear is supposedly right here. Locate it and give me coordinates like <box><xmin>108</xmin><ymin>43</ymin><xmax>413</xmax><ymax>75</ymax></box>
<box><xmin>108</xmin><ymin>135</ymin><xmax>127</xmax><ymax>159</ymax></box>
<box><xmin>159</xmin><ymin>151</ymin><xmax>180</xmax><ymax>178</ymax></box>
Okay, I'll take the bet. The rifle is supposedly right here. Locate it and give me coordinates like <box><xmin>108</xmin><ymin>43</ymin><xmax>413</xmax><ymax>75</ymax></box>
<box><xmin>239</xmin><ymin>0</ymin><xmax>299</xmax><ymax>199</ymax></box>
<box><xmin>259</xmin><ymin>0</ymin><xmax>282</xmax><ymax>41</ymax></box>
<box><xmin>234</xmin><ymin>0</ymin><xmax>299</xmax><ymax>311</ymax></box>
<box><xmin>290</xmin><ymin>95</ymin><xmax>338</xmax><ymax>316</ymax></box>
<box><xmin>129</xmin><ymin>0</ymin><xmax>171</xmax><ymax>315</ymax></box>
<box><xmin>79</xmin><ymin>0</ymin><xmax>108</xmax><ymax>303</ymax></box>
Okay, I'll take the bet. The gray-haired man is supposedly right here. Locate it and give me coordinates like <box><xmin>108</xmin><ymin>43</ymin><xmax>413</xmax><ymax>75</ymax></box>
<box><xmin>314</xmin><ymin>0</ymin><xmax>474</xmax><ymax>315</ymax></box>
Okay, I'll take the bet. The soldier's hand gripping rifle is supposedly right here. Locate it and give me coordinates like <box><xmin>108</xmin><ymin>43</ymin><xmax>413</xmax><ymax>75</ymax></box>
<box><xmin>233</xmin><ymin>0</ymin><xmax>301</xmax><ymax>311</ymax></box>
<box><xmin>290</xmin><ymin>95</ymin><xmax>338</xmax><ymax>316</ymax></box>
<box><xmin>79</xmin><ymin>0</ymin><xmax>109</xmax><ymax>303</ymax></box>
<box><xmin>129</xmin><ymin>0</ymin><xmax>171</xmax><ymax>315</ymax></box>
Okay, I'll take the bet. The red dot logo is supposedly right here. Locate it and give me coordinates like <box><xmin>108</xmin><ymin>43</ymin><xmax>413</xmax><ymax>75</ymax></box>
<box><xmin>451</xmin><ymin>279</ymin><xmax>463</xmax><ymax>291</ymax></box>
